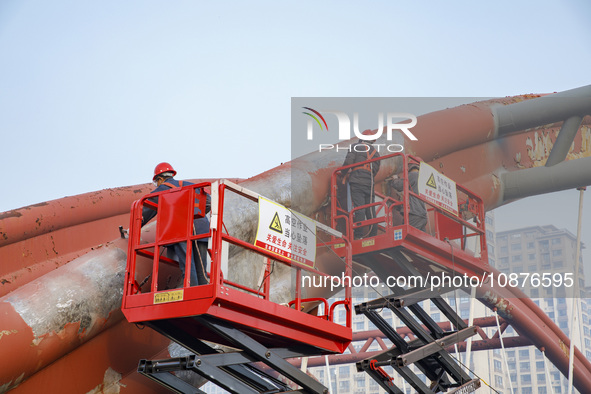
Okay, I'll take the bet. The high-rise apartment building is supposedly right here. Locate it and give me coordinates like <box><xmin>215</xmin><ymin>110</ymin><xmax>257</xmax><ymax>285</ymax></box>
<box><xmin>495</xmin><ymin>224</ymin><xmax>589</xmax><ymax>394</ymax></box>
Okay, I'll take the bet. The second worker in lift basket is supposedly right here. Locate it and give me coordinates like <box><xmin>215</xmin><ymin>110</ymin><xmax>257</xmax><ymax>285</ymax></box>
<box><xmin>141</xmin><ymin>162</ymin><xmax>211</xmax><ymax>286</ymax></box>
<box><xmin>389</xmin><ymin>161</ymin><xmax>428</xmax><ymax>232</ymax></box>
<box><xmin>342</xmin><ymin>136</ymin><xmax>380</xmax><ymax>238</ymax></box>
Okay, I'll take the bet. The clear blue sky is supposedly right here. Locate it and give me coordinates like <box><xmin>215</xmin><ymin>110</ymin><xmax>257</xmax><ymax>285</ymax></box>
<box><xmin>1</xmin><ymin>1</ymin><xmax>590</xmax><ymax>261</ymax></box>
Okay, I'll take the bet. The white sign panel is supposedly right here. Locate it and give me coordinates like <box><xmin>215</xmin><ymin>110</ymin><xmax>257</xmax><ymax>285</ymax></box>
<box><xmin>255</xmin><ymin>197</ymin><xmax>317</xmax><ymax>266</ymax></box>
<box><xmin>417</xmin><ymin>162</ymin><xmax>459</xmax><ymax>216</ymax></box>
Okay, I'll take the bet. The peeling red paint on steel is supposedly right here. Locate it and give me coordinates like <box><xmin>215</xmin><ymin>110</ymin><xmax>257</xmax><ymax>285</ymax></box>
<box><xmin>0</xmin><ymin>211</ymin><xmax>23</xmax><ymax>221</ymax></box>
<box><xmin>7</xmin><ymin>319</ymin><xmax>171</xmax><ymax>394</ymax></box>
<box><xmin>0</xmin><ymin>241</ymin><xmax>129</xmax><ymax>390</ymax></box>
<box><xmin>0</xmin><ymin>179</ymin><xmax>237</xmax><ymax>298</ymax></box>
<box><xmin>0</xmin><ymin>185</ymin><xmax>153</xmax><ymax>248</ymax></box>
<box><xmin>0</xmin><ymin>179</ymin><xmax>230</xmax><ymax>249</ymax></box>
<box><xmin>0</xmin><ymin>301</ymin><xmax>36</xmax><ymax>392</ymax></box>
<box><xmin>0</xmin><ymin>215</ymin><xmax>130</xmax><ymax>297</ymax></box>
<box><xmin>0</xmin><ymin>178</ymin><xmax>240</xmax><ymax>392</ymax></box>
<box><xmin>0</xmin><ymin>184</ymin><xmax>153</xmax><ymax>299</ymax></box>
<box><xmin>1</xmin><ymin>91</ymin><xmax>591</xmax><ymax>392</ymax></box>
<box><xmin>424</xmin><ymin>117</ymin><xmax>591</xmax><ymax>210</ymax></box>
<box><xmin>406</xmin><ymin>100</ymin><xmax>497</xmax><ymax>160</ymax></box>
<box><xmin>477</xmin><ymin>266</ymin><xmax>591</xmax><ymax>391</ymax></box>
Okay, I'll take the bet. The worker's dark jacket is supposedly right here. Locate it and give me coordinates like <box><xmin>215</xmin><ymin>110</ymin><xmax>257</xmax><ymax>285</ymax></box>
<box><xmin>141</xmin><ymin>178</ymin><xmax>211</xmax><ymax>240</ymax></box>
<box><xmin>342</xmin><ymin>142</ymin><xmax>380</xmax><ymax>186</ymax></box>
<box><xmin>391</xmin><ymin>171</ymin><xmax>427</xmax><ymax>218</ymax></box>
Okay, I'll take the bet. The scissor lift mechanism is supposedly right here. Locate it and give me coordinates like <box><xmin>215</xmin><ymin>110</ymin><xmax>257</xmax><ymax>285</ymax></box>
<box><xmin>332</xmin><ymin>153</ymin><xmax>488</xmax><ymax>393</ymax></box>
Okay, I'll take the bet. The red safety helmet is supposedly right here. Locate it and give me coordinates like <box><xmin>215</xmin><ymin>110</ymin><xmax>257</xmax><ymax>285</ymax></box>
<box><xmin>153</xmin><ymin>162</ymin><xmax>177</xmax><ymax>181</ymax></box>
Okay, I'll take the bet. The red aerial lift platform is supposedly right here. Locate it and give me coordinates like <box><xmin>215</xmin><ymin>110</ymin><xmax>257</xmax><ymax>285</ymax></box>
<box><xmin>331</xmin><ymin>153</ymin><xmax>486</xmax><ymax>393</ymax></box>
<box><xmin>121</xmin><ymin>179</ymin><xmax>352</xmax><ymax>393</ymax></box>
<box><xmin>332</xmin><ymin>152</ymin><xmax>488</xmax><ymax>280</ymax></box>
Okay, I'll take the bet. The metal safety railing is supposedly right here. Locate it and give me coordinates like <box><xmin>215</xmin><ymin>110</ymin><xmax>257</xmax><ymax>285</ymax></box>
<box><xmin>123</xmin><ymin>179</ymin><xmax>353</xmax><ymax>329</ymax></box>
<box><xmin>330</xmin><ymin>152</ymin><xmax>488</xmax><ymax>264</ymax></box>
<box><xmin>125</xmin><ymin>182</ymin><xmax>211</xmax><ymax>294</ymax></box>
<box><xmin>209</xmin><ymin>179</ymin><xmax>353</xmax><ymax>327</ymax></box>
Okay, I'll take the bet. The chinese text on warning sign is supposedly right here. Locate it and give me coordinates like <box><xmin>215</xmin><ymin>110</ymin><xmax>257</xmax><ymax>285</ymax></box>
<box><xmin>255</xmin><ymin>197</ymin><xmax>317</xmax><ymax>266</ymax></box>
<box><xmin>417</xmin><ymin>162</ymin><xmax>459</xmax><ymax>215</ymax></box>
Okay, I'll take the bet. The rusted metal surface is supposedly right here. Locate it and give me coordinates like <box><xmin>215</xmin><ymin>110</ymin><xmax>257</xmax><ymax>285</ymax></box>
<box><xmin>0</xmin><ymin>186</ymin><xmax>151</xmax><ymax>248</ymax></box>
<box><xmin>6</xmin><ymin>318</ymin><xmax>171</xmax><ymax>393</ymax></box>
<box><xmin>1</xmin><ymin>86</ymin><xmax>591</xmax><ymax>392</ymax></box>
<box><xmin>477</xmin><ymin>266</ymin><xmax>591</xmax><ymax>391</ymax></box>
<box><xmin>0</xmin><ymin>185</ymin><xmax>154</xmax><ymax>298</ymax></box>
<box><xmin>0</xmin><ymin>180</ymin><xmax>238</xmax><ymax>393</ymax></box>
<box><xmin>0</xmin><ymin>180</ymin><xmax>232</xmax><ymax>297</ymax></box>
<box><xmin>0</xmin><ymin>239</ymin><xmax>128</xmax><ymax>392</ymax></box>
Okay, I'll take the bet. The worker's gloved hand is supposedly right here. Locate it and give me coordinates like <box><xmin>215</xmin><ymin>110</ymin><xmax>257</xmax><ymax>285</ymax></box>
<box><xmin>119</xmin><ymin>226</ymin><xmax>129</xmax><ymax>239</ymax></box>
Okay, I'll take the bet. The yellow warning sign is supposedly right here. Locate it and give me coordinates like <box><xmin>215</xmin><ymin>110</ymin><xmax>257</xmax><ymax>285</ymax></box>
<box><xmin>362</xmin><ymin>239</ymin><xmax>375</xmax><ymax>247</ymax></box>
<box><xmin>269</xmin><ymin>212</ymin><xmax>283</xmax><ymax>233</ymax></box>
<box><xmin>418</xmin><ymin>162</ymin><xmax>459</xmax><ymax>216</ymax></box>
<box><xmin>154</xmin><ymin>290</ymin><xmax>184</xmax><ymax>304</ymax></box>
<box><xmin>426</xmin><ymin>173</ymin><xmax>437</xmax><ymax>189</ymax></box>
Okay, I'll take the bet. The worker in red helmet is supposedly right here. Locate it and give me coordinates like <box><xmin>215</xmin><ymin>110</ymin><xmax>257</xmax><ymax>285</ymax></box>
<box><xmin>341</xmin><ymin>133</ymin><xmax>381</xmax><ymax>238</ymax></box>
<box><xmin>390</xmin><ymin>158</ymin><xmax>427</xmax><ymax>231</ymax></box>
<box><xmin>142</xmin><ymin>162</ymin><xmax>210</xmax><ymax>286</ymax></box>
<box><xmin>152</xmin><ymin>162</ymin><xmax>177</xmax><ymax>182</ymax></box>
